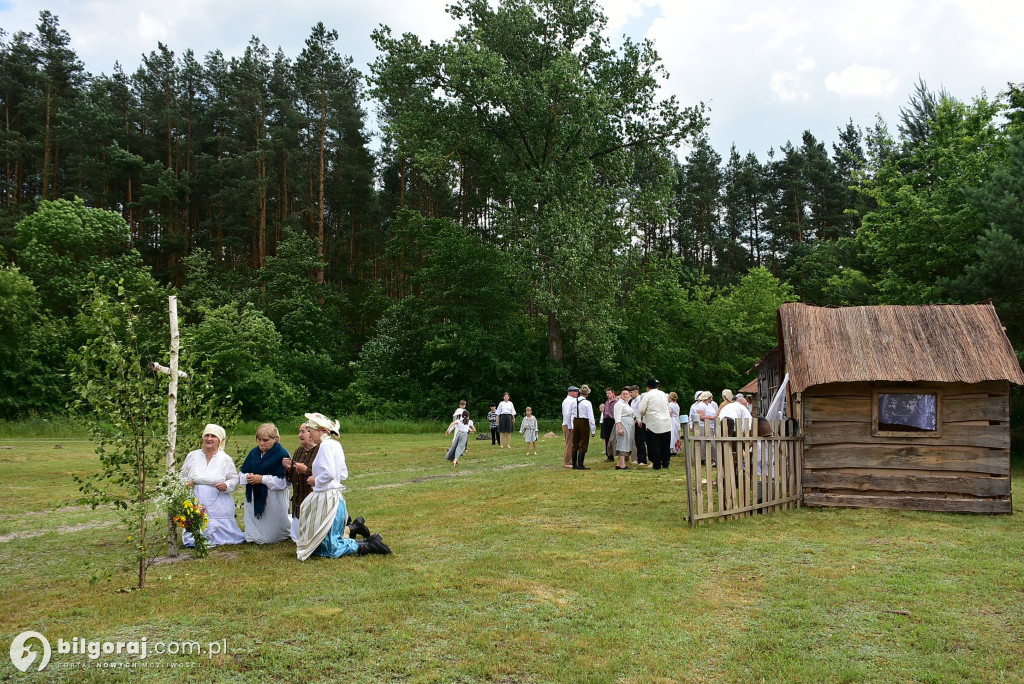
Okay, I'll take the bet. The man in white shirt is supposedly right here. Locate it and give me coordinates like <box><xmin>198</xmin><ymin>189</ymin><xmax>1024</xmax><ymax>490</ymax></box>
<box><xmin>561</xmin><ymin>386</ymin><xmax>579</xmax><ymax>469</ymax></box>
<box><xmin>719</xmin><ymin>394</ymin><xmax>753</xmax><ymax>433</ymax></box>
<box><xmin>638</xmin><ymin>378</ymin><xmax>672</xmax><ymax>469</ymax></box>
<box><xmin>718</xmin><ymin>393</ymin><xmax>755</xmax><ymax>486</ymax></box>
<box><xmin>571</xmin><ymin>385</ymin><xmax>597</xmax><ymax>470</ymax></box>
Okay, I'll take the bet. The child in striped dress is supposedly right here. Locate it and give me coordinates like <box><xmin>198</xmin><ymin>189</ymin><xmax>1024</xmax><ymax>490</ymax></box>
<box><xmin>519</xmin><ymin>406</ymin><xmax>539</xmax><ymax>455</ymax></box>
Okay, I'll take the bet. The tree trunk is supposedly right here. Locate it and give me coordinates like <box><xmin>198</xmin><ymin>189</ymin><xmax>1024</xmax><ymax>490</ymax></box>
<box><xmin>548</xmin><ymin>313</ymin><xmax>563</xmax><ymax>363</ymax></box>
<box><xmin>166</xmin><ymin>295</ymin><xmax>180</xmax><ymax>558</ymax></box>
<box><xmin>316</xmin><ymin>107</ymin><xmax>326</xmax><ymax>284</ymax></box>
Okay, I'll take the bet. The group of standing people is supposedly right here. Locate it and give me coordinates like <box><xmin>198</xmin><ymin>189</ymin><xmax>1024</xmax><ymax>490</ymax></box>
<box><xmin>566</xmin><ymin>379</ymin><xmax>681</xmax><ymax>471</ymax></box>
<box><xmin>438</xmin><ymin>384</ymin><xmax>754</xmax><ymax>472</ymax></box>
<box><xmin>177</xmin><ymin>414</ymin><xmax>392</xmax><ymax>561</ymax></box>
<box><xmin>445</xmin><ymin>392</ymin><xmax>539</xmax><ymax>465</ymax></box>
<box><xmin>687</xmin><ymin>389</ymin><xmax>754</xmax><ymax>436</ymax></box>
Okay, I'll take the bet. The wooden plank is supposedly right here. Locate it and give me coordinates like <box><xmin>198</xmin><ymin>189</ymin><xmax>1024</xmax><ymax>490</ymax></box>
<box><xmin>941</xmin><ymin>396</ymin><xmax>1010</xmax><ymax>423</ymax></box>
<box><xmin>805</xmin><ymin>421</ymin><xmax>1010</xmax><ymax>449</ymax></box>
<box><xmin>806</xmin><ymin>394</ymin><xmax>1009</xmax><ymax>424</ymax></box>
<box><xmin>803</xmin><ymin>492</ymin><xmax>1011</xmax><ymax>514</ymax></box>
<box><xmin>805</xmin><ymin>381</ymin><xmax>1008</xmax><ymax>397</ymax></box>
<box><xmin>804</xmin><ymin>444</ymin><xmax>1010</xmax><ymax>475</ymax></box>
<box><xmin>691</xmin><ymin>494</ymin><xmax>802</xmax><ymax>520</ymax></box>
<box><xmin>805</xmin><ymin>396</ymin><xmax>871</xmax><ymax>422</ymax></box>
<box><xmin>693</xmin><ymin>441</ymin><xmax>705</xmax><ymax>517</ymax></box>
<box><xmin>803</xmin><ymin>471</ymin><xmax>1010</xmax><ymax>497</ymax></box>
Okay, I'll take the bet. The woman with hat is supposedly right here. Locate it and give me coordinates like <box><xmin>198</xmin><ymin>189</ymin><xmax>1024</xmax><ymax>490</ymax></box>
<box><xmin>694</xmin><ymin>391</ymin><xmax>718</xmax><ymax>466</ymax></box>
<box><xmin>179</xmin><ymin>424</ymin><xmax>245</xmax><ymax>547</ymax></box>
<box><xmin>296</xmin><ymin>412</ymin><xmax>391</xmax><ymax>560</ymax></box>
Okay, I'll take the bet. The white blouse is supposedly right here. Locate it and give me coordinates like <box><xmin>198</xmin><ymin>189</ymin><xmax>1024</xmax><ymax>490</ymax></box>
<box><xmin>179</xmin><ymin>449</ymin><xmax>240</xmax><ymax>492</ymax></box>
<box><xmin>497</xmin><ymin>401</ymin><xmax>516</xmax><ymax>416</ymax></box>
<box><xmin>311</xmin><ymin>437</ymin><xmax>349</xmax><ymax>492</ymax></box>
<box><xmin>452</xmin><ymin>420</ymin><xmax>475</xmax><ymax>434</ymax></box>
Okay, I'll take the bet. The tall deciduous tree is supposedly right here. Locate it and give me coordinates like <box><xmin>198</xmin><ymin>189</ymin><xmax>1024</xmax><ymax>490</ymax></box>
<box><xmin>857</xmin><ymin>86</ymin><xmax>1001</xmax><ymax>303</ymax></box>
<box><xmin>370</xmin><ymin>0</ymin><xmax>704</xmax><ymax>365</ymax></box>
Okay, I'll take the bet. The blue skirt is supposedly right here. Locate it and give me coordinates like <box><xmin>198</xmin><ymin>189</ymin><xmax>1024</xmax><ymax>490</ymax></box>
<box><xmin>313</xmin><ymin>496</ymin><xmax>359</xmax><ymax>558</ymax></box>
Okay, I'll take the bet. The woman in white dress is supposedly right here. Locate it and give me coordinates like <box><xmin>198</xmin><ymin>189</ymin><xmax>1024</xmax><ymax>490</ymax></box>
<box><xmin>179</xmin><ymin>424</ymin><xmax>245</xmax><ymax>547</ymax></box>
<box><xmin>613</xmin><ymin>388</ymin><xmax>635</xmax><ymax>470</ymax></box>
<box><xmin>668</xmin><ymin>392</ymin><xmax>681</xmax><ymax>457</ymax></box>
<box><xmin>238</xmin><ymin>423</ymin><xmax>291</xmax><ymax>544</ymax></box>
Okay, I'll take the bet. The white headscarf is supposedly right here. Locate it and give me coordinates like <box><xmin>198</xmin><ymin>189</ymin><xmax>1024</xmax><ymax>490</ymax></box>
<box><xmin>202</xmin><ymin>423</ymin><xmax>226</xmax><ymax>443</ymax></box>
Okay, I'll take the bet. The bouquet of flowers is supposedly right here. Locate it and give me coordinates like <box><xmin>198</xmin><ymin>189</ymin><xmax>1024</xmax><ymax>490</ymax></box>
<box><xmin>162</xmin><ymin>478</ymin><xmax>210</xmax><ymax>558</ymax></box>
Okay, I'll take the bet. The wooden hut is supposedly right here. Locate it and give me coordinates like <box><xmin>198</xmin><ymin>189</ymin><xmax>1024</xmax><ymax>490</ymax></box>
<box><xmin>758</xmin><ymin>302</ymin><xmax>1024</xmax><ymax>513</ymax></box>
<box><xmin>738</xmin><ymin>377</ymin><xmax>758</xmax><ymax>413</ymax></box>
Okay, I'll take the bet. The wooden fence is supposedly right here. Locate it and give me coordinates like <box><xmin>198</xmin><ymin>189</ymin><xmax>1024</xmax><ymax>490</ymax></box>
<box><xmin>683</xmin><ymin>418</ymin><xmax>803</xmax><ymax>525</ymax></box>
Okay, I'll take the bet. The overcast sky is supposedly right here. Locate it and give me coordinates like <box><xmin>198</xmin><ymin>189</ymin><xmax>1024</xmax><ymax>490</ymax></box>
<box><xmin>3</xmin><ymin>0</ymin><xmax>1022</xmax><ymax>160</ymax></box>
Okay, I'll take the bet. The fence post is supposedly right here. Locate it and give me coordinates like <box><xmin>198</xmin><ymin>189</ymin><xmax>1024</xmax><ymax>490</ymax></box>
<box><xmin>682</xmin><ymin>415</ymin><xmax>695</xmax><ymax>528</ymax></box>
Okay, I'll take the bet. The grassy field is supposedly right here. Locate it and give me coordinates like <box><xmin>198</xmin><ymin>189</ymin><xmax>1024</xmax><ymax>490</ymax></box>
<box><xmin>1</xmin><ymin>432</ymin><xmax>1022</xmax><ymax>683</ymax></box>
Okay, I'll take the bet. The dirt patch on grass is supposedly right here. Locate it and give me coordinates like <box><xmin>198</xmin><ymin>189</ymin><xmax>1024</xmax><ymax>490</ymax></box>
<box><xmin>0</xmin><ymin>519</ymin><xmax>115</xmax><ymax>543</ymax></box>
<box><xmin>366</xmin><ymin>463</ymin><xmax>532</xmax><ymax>489</ymax></box>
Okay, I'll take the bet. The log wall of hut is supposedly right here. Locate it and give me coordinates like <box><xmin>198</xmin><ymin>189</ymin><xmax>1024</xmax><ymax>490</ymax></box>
<box><xmin>801</xmin><ymin>380</ymin><xmax>1012</xmax><ymax>514</ymax></box>
<box><xmin>756</xmin><ymin>348</ymin><xmax>781</xmax><ymax>418</ymax></box>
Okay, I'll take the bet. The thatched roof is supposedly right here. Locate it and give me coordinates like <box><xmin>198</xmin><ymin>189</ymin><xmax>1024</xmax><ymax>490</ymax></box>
<box><xmin>777</xmin><ymin>302</ymin><xmax>1024</xmax><ymax>393</ymax></box>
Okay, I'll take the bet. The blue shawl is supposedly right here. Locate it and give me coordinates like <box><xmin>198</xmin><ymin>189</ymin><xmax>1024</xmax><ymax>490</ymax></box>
<box><xmin>241</xmin><ymin>441</ymin><xmax>289</xmax><ymax>519</ymax></box>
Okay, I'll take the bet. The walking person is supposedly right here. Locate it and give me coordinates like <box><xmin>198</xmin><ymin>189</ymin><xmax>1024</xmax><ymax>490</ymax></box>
<box><xmin>444</xmin><ymin>411</ymin><xmax>476</xmax><ymax>467</ymax></box>
<box><xmin>571</xmin><ymin>385</ymin><xmax>597</xmax><ymax>469</ymax></box>
<box><xmin>519</xmin><ymin>406</ymin><xmax>539</xmax><ymax>455</ymax></box>
<box><xmin>601</xmin><ymin>387</ymin><xmax>618</xmax><ymax>462</ymax></box>
<box><xmin>613</xmin><ymin>387</ymin><xmax>635</xmax><ymax>470</ymax></box>
<box><xmin>561</xmin><ymin>386</ymin><xmax>579</xmax><ymax>468</ymax></box>
<box><xmin>497</xmin><ymin>392</ymin><xmax>517</xmax><ymax>449</ymax></box>
<box><xmin>639</xmin><ymin>378</ymin><xmax>672</xmax><ymax>470</ymax></box>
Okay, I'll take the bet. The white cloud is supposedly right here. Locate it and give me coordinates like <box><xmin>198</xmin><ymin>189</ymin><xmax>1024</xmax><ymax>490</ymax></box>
<box><xmin>4</xmin><ymin>0</ymin><xmax>1024</xmax><ymax>160</ymax></box>
<box><xmin>770</xmin><ymin>70</ymin><xmax>811</xmax><ymax>102</ymax></box>
<box><xmin>769</xmin><ymin>55</ymin><xmax>815</xmax><ymax>102</ymax></box>
<box><xmin>727</xmin><ymin>7</ymin><xmax>810</xmax><ymax>49</ymax></box>
<box><xmin>825</xmin><ymin>65</ymin><xmax>899</xmax><ymax>98</ymax></box>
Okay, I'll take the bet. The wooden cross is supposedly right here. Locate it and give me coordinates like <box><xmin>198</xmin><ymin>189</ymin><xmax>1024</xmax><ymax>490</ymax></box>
<box><xmin>149</xmin><ymin>295</ymin><xmax>188</xmax><ymax>557</ymax></box>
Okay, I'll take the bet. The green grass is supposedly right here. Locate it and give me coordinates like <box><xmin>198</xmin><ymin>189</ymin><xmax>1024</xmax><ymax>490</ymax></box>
<box><xmin>1</xmin><ymin>432</ymin><xmax>1022</xmax><ymax>683</ymax></box>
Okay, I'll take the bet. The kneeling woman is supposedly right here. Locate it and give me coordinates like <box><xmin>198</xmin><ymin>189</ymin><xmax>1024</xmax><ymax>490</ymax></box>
<box><xmin>296</xmin><ymin>412</ymin><xmax>390</xmax><ymax>560</ymax></box>
<box><xmin>239</xmin><ymin>423</ymin><xmax>291</xmax><ymax>544</ymax></box>
<box><xmin>179</xmin><ymin>424</ymin><xmax>245</xmax><ymax>547</ymax></box>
